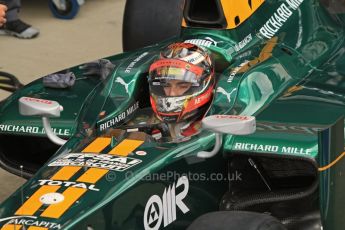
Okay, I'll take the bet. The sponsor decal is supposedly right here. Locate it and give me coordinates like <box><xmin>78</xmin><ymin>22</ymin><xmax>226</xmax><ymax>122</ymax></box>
<box><xmin>168</xmin><ymin>43</ymin><xmax>195</xmax><ymax>50</ymax></box>
<box><xmin>227</xmin><ymin>60</ymin><xmax>250</xmax><ymax>83</ymax></box>
<box><xmin>125</xmin><ymin>52</ymin><xmax>149</xmax><ymax>73</ymax></box>
<box><xmin>48</xmin><ymin>153</ymin><xmax>142</xmax><ymax>171</ymax></box>
<box><xmin>0</xmin><ymin>216</ymin><xmax>37</xmax><ymax>223</ymax></box>
<box><xmin>136</xmin><ymin>151</ymin><xmax>147</xmax><ymax>156</ymax></box>
<box><xmin>181</xmin><ymin>52</ymin><xmax>205</xmax><ymax>65</ymax></box>
<box><xmin>22</xmin><ymin>97</ymin><xmax>53</xmax><ymax>105</ymax></box>
<box><xmin>182</xmin><ymin>86</ymin><xmax>213</xmax><ymax>116</ymax></box>
<box><xmin>184</xmin><ymin>37</ymin><xmax>218</xmax><ymax>47</ymax></box>
<box><xmin>228</xmin><ymin>34</ymin><xmax>253</xmax><ymax>55</ymax></box>
<box><xmin>151</xmin><ymin>129</ymin><xmax>162</xmax><ymax>140</ymax></box>
<box><xmin>215</xmin><ymin>115</ymin><xmax>250</xmax><ymax>120</ymax></box>
<box><xmin>216</xmin><ymin>87</ymin><xmax>237</xmax><ymax>103</ymax></box>
<box><xmin>150</xmin><ymin>59</ymin><xmax>203</xmax><ymax>77</ymax></box>
<box><xmin>38</xmin><ymin>180</ymin><xmax>100</xmax><ymax>191</ymax></box>
<box><xmin>259</xmin><ymin>0</ymin><xmax>305</xmax><ymax>39</ymax></box>
<box><xmin>234</xmin><ymin>34</ymin><xmax>252</xmax><ymax>52</ymax></box>
<box><xmin>233</xmin><ymin>37</ymin><xmax>278</xmax><ymax>74</ymax></box>
<box><xmin>99</xmin><ymin>101</ymin><xmax>139</xmax><ymax>131</ymax></box>
<box><xmin>257</xmin><ymin>122</ymin><xmax>321</xmax><ymax>135</ymax></box>
<box><xmin>0</xmin><ymin>124</ymin><xmax>71</xmax><ymax>136</ymax></box>
<box><xmin>144</xmin><ymin>176</ymin><xmax>189</xmax><ymax>230</ymax></box>
<box><xmin>115</xmin><ymin>77</ymin><xmax>131</xmax><ymax>94</ymax></box>
<box><xmin>237</xmin><ymin>50</ymin><xmax>253</xmax><ymax>59</ymax></box>
<box><xmin>5</xmin><ymin>217</ymin><xmax>61</xmax><ymax>229</ymax></box>
<box><xmin>194</xmin><ymin>90</ymin><xmax>212</xmax><ymax>105</ymax></box>
<box><xmin>234</xmin><ymin>142</ymin><xmax>312</xmax><ymax>155</ymax></box>
<box><xmin>14</xmin><ymin>137</ymin><xmax>143</xmax><ymax>220</ymax></box>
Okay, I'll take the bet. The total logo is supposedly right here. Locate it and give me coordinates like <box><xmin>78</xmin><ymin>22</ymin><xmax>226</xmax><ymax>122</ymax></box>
<box><xmin>38</xmin><ymin>179</ymin><xmax>99</xmax><ymax>191</ymax></box>
<box><xmin>144</xmin><ymin>176</ymin><xmax>189</xmax><ymax>230</ymax></box>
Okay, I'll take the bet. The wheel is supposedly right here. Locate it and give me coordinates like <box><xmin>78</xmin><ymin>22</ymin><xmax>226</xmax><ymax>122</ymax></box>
<box><xmin>187</xmin><ymin>211</ymin><xmax>287</xmax><ymax>230</ymax></box>
<box><xmin>49</xmin><ymin>0</ymin><xmax>80</xmax><ymax>20</ymax></box>
<box><xmin>122</xmin><ymin>0</ymin><xmax>184</xmax><ymax>52</ymax></box>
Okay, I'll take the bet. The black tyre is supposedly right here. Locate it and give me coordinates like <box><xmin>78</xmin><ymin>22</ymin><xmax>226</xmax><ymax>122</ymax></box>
<box><xmin>122</xmin><ymin>0</ymin><xmax>184</xmax><ymax>52</ymax></box>
<box><xmin>187</xmin><ymin>211</ymin><xmax>287</xmax><ymax>230</ymax></box>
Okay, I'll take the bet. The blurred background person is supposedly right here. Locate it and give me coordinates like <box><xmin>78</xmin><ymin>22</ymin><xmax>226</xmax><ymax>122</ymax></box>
<box><xmin>0</xmin><ymin>0</ymin><xmax>39</xmax><ymax>38</ymax></box>
<box><xmin>0</xmin><ymin>4</ymin><xmax>6</xmax><ymax>26</ymax></box>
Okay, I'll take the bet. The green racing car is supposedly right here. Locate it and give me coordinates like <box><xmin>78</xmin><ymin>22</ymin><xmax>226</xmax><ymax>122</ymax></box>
<box><xmin>0</xmin><ymin>0</ymin><xmax>345</xmax><ymax>229</ymax></box>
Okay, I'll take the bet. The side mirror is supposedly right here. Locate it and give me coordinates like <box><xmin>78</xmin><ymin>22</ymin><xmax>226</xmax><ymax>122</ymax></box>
<box><xmin>198</xmin><ymin>115</ymin><xmax>256</xmax><ymax>158</ymax></box>
<box><xmin>202</xmin><ymin>115</ymin><xmax>256</xmax><ymax>135</ymax></box>
<box><xmin>19</xmin><ymin>97</ymin><xmax>67</xmax><ymax>146</ymax></box>
<box><xmin>19</xmin><ymin>97</ymin><xmax>63</xmax><ymax>117</ymax></box>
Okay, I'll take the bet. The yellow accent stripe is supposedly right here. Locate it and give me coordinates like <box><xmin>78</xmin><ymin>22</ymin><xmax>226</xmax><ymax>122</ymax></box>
<box><xmin>50</xmin><ymin>166</ymin><xmax>82</xmax><ymax>181</ymax></box>
<box><xmin>15</xmin><ymin>186</ymin><xmax>60</xmax><ymax>216</ymax></box>
<box><xmin>108</xmin><ymin>139</ymin><xmax>144</xmax><ymax>156</ymax></box>
<box><xmin>40</xmin><ymin>187</ymin><xmax>87</xmax><ymax>219</ymax></box>
<box><xmin>39</xmin><ymin>138</ymin><xmax>109</xmax><ymax>218</ymax></box>
<box><xmin>28</xmin><ymin>227</ymin><xmax>49</xmax><ymax>230</ymax></box>
<box><xmin>82</xmin><ymin>137</ymin><xmax>111</xmax><ymax>153</ymax></box>
<box><xmin>220</xmin><ymin>0</ymin><xmax>265</xmax><ymax>29</ymax></box>
<box><xmin>13</xmin><ymin>138</ymin><xmax>111</xmax><ymax>219</ymax></box>
<box><xmin>1</xmin><ymin>225</ymin><xmax>22</xmax><ymax>230</ymax></box>
<box><xmin>77</xmin><ymin>168</ymin><xmax>109</xmax><ymax>184</ymax></box>
<box><xmin>50</xmin><ymin>137</ymin><xmax>110</xmax><ymax>181</ymax></box>
<box><xmin>76</xmin><ymin>138</ymin><xmax>144</xmax><ymax>183</ymax></box>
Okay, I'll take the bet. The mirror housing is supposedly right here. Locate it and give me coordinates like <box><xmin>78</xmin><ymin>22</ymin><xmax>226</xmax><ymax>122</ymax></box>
<box><xmin>19</xmin><ymin>97</ymin><xmax>67</xmax><ymax>146</ymax></box>
<box><xmin>19</xmin><ymin>97</ymin><xmax>63</xmax><ymax>117</ymax></box>
<box><xmin>198</xmin><ymin>115</ymin><xmax>256</xmax><ymax>158</ymax></box>
<box><xmin>202</xmin><ymin>115</ymin><xmax>256</xmax><ymax>135</ymax></box>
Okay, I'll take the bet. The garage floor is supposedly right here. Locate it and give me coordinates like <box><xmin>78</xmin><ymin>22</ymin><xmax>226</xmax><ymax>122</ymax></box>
<box><xmin>0</xmin><ymin>0</ymin><xmax>125</xmax><ymax>202</ymax></box>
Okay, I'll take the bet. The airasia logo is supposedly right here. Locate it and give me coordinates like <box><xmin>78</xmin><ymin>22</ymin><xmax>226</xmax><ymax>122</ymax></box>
<box><xmin>23</xmin><ymin>97</ymin><xmax>52</xmax><ymax>105</ymax></box>
<box><xmin>144</xmin><ymin>176</ymin><xmax>189</xmax><ymax>230</ymax></box>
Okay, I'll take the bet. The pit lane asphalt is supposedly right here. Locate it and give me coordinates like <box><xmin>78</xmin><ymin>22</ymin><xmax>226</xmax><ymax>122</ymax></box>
<box><xmin>0</xmin><ymin>0</ymin><xmax>125</xmax><ymax>202</ymax></box>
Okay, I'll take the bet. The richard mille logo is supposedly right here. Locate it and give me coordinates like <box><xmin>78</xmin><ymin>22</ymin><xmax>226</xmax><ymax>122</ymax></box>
<box><xmin>144</xmin><ymin>176</ymin><xmax>189</xmax><ymax>230</ymax></box>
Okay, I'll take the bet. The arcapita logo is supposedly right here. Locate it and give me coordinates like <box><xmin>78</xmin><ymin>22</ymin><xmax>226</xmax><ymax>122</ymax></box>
<box><xmin>0</xmin><ymin>216</ymin><xmax>37</xmax><ymax>223</ymax></box>
<box><xmin>144</xmin><ymin>176</ymin><xmax>189</xmax><ymax>230</ymax></box>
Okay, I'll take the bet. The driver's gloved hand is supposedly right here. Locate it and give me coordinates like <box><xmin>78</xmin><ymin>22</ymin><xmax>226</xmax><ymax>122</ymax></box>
<box><xmin>80</xmin><ymin>59</ymin><xmax>115</xmax><ymax>80</ymax></box>
<box><xmin>43</xmin><ymin>71</ymin><xmax>76</xmax><ymax>88</ymax></box>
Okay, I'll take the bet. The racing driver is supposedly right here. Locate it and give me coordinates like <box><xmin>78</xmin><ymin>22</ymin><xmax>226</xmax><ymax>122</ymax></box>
<box><xmin>147</xmin><ymin>42</ymin><xmax>215</xmax><ymax>140</ymax></box>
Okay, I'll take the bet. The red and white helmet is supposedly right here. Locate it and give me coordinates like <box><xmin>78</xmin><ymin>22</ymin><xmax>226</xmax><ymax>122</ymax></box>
<box><xmin>148</xmin><ymin>42</ymin><xmax>215</xmax><ymax>123</ymax></box>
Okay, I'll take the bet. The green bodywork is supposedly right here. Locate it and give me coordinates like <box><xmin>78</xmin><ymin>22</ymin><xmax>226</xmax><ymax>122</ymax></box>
<box><xmin>0</xmin><ymin>0</ymin><xmax>345</xmax><ymax>229</ymax></box>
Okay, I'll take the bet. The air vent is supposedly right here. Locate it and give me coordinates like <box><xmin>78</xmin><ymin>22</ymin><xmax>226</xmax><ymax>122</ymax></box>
<box><xmin>184</xmin><ymin>0</ymin><xmax>227</xmax><ymax>28</ymax></box>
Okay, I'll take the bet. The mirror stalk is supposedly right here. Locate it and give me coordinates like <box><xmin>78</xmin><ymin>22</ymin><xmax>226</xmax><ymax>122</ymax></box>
<box><xmin>197</xmin><ymin>133</ymin><xmax>222</xmax><ymax>158</ymax></box>
<box><xmin>42</xmin><ymin>117</ymin><xmax>67</xmax><ymax>146</ymax></box>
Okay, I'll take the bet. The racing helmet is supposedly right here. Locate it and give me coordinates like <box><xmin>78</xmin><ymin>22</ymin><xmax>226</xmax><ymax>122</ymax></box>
<box><xmin>148</xmin><ymin>43</ymin><xmax>215</xmax><ymax>123</ymax></box>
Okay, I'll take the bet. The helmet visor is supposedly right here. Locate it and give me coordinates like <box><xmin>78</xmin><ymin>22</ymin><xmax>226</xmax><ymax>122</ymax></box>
<box><xmin>149</xmin><ymin>59</ymin><xmax>205</xmax><ymax>97</ymax></box>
